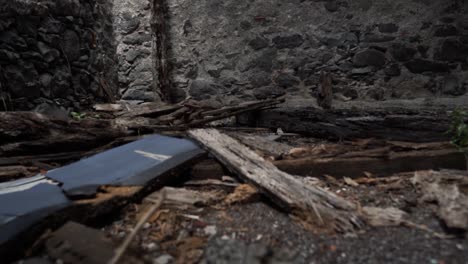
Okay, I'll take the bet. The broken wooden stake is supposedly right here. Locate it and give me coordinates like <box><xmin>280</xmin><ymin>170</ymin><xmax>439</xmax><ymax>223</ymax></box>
<box><xmin>188</xmin><ymin>129</ymin><xmax>363</xmax><ymax>232</ymax></box>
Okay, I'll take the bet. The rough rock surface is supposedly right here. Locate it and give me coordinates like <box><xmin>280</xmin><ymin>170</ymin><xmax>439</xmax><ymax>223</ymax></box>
<box><xmin>165</xmin><ymin>0</ymin><xmax>468</xmax><ymax>102</ymax></box>
<box><xmin>0</xmin><ymin>0</ymin><xmax>118</xmax><ymax>111</ymax></box>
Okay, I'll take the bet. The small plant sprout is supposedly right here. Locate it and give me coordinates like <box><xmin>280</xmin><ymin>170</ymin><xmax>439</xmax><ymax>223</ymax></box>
<box><xmin>447</xmin><ymin>109</ymin><xmax>468</xmax><ymax>168</ymax></box>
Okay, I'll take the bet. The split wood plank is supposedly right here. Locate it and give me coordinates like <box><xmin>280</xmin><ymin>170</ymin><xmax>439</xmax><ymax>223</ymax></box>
<box><xmin>188</xmin><ymin>129</ymin><xmax>363</xmax><ymax>232</ymax></box>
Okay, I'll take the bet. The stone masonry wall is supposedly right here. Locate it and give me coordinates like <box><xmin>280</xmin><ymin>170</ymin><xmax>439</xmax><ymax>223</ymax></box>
<box><xmin>165</xmin><ymin>0</ymin><xmax>468</xmax><ymax>103</ymax></box>
<box><xmin>0</xmin><ymin>0</ymin><xmax>118</xmax><ymax>111</ymax></box>
<box><xmin>113</xmin><ymin>0</ymin><xmax>160</xmax><ymax>103</ymax></box>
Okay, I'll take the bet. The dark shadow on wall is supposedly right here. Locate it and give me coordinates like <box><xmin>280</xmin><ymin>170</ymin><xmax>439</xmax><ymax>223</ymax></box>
<box><xmin>0</xmin><ymin>0</ymin><xmax>118</xmax><ymax>111</ymax></box>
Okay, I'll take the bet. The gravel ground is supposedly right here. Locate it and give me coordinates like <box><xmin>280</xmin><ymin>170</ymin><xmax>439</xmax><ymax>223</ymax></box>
<box><xmin>99</xmin><ymin>175</ymin><xmax>468</xmax><ymax>264</ymax></box>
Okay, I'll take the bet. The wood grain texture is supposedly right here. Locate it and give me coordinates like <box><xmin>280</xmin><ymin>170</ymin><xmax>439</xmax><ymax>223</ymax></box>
<box><xmin>189</xmin><ymin>128</ymin><xmax>363</xmax><ymax>232</ymax></box>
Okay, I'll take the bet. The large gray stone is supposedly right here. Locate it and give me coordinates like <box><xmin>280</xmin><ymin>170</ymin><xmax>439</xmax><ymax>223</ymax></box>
<box><xmin>117</xmin><ymin>12</ymin><xmax>140</xmax><ymax>35</ymax></box>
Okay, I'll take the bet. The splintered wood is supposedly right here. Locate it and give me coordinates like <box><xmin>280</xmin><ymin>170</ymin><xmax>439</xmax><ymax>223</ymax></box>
<box><xmin>189</xmin><ymin>129</ymin><xmax>363</xmax><ymax>232</ymax></box>
<box><xmin>411</xmin><ymin>170</ymin><xmax>468</xmax><ymax>231</ymax></box>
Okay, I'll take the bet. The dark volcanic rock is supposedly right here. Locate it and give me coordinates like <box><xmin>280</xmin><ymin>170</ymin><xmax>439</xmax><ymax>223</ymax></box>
<box><xmin>123</xmin><ymin>32</ymin><xmax>152</xmax><ymax>45</ymax></box>
<box><xmin>248</xmin><ymin>36</ymin><xmax>269</xmax><ymax>50</ymax></box>
<box><xmin>51</xmin><ymin>70</ymin><xmax>71</xmax><ymax>97</ymax></box>
<box><xmin>62</xmin><ymin>30</ymin><xmax>80</xmax><ymax>61</ymax></box>
<box><xmin>324</xmin><ymin>1</ymin><xmax>339</xmax><ymax>12</ymax></box>
<box><xmin>390</xmin><ymin>43</ymin><xmax>417</xmax><ymax>62</ymax></box>
<box><xmin>0</xmin><ymin>30</ymin><xmax>28</xmax><ymax>50</ymax></box>
<box><xmin>272</xmin><ymin>34</ymin><xmax>304</xmax><ymax>49</ymax></box>
<box><xmin>275</xmin><ymin>72</ymin><xmax>300</xmax><ymax>88</ymax></box>
<box><xmin>16</xmin><ymin>17</ymin><xmax>40</xmax><ymax>38</ymax></box>
<box><xmin>378</xmin><ymin>23</ymin><xmax>399</xmax><ymax>33</ymax></box>
<box><xmin>404</xmin><ymin>59</ymin><xmax>449</xmax><ymax>73</ymax></box>
<box><xmin>248</xmin><ymin>50</ymin><xmax>277</xmax><ymax>72</ymax></box>
<box><xmin>189</xmin><ymin>79</ymin><xmax>220</xmax><ymax>100</ymax></box>
<box><xmin>433</xmin><ymin>25</ymin><xmax>459</xmax><ymax>37</ymax></box>
<box><xmin>441</xmin><ymin>75</ymin><xmax>466</xmax><ymax>96</ymax></box>
<box><xmin>384</xmin><ymin>63</ymin><xmax>401</xmax><ymax>77</ymax></box>
<box><xmin>0</xmin><ymin>49</ymin><xmax>20</xmax><ymax>62</ymax></box>
<box><xmin>361</xmin><ymin>34</ymin><xmax>395</xmax><ymax>43</ymax></box>
<box><xmin>253</xmin><ymin>85</ymin><xmax>285</xmax><ymax>99</ymax></box>
<box><xmin>353</xmin><ymin>48</ymin><xmax>386</xmax><ymax>67</ymax></box>
<box><xmin>434</xmin><ymin>39</ymin><xmax>468</xmax><ymax>62</ymax></box>
<box><xmin>4</xmin><ymin>62</ymin><xmax>40</xmax><ymax>97</ymax></box>
<box><xmin>117</xmin><ymin>12</ymin><xmax>140</xmax><ymax>35</ymax></box>
<box><xmin>249</xmin><ymin>72</ymin><xmax>272</xmax><ymax>87</ymax></box>
<box><xmin>122</xmin><ymin>89</ymin><xmax>157</xmax><ymax>101</ymax></box>
<box><xmin>37</xmin><ymin>42</ymin><xmax>60</xmax><ymax>63</ymax></box>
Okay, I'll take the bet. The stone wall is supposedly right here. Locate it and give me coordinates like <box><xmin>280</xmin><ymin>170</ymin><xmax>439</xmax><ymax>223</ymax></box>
<box><xmin>165</xmin><ymin>0</ymin><xmax>468</xmax><ymax>103</ymax></box>
<box><xmin>0</xmin><ymin>0</ymin><xmax>118</xmax><ymax>111</ymax></box>
<box><xmin>113</xmin><ymin>0</ymin><xmax>160</xmax><ymax>103</ymax></box>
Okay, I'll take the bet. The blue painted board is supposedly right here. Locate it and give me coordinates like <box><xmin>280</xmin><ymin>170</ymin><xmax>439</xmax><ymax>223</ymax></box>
<box><xmin>46</xmin><ymin>134</ymin><xmax>204</xmax><ymax>196</ymax></box>
<box><xmin>0</xmin><ymin>182</ymin><xmax>70</xmax><ymax>243</ymax></box>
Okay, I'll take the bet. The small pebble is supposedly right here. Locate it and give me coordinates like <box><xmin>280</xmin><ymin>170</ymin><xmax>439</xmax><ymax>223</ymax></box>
<box><xmin>204</xmin><ymin>225</ymin><xmax>217</xmax><ymax>236</ymax></box>
<box><xmin>153</xmin><ymin>254</ymin><xmax>174</xmax><ymax>264</ymax></box>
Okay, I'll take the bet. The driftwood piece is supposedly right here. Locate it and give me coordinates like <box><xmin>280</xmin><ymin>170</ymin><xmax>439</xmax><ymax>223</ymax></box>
<box><xmin>189</xmin><ymin>129</ymin><xmax>362</xmax><ymax>232</ymax></box>
<box><xmin>0</xmin><ymin>112</ymin><xmax>126</xmax><ymax>156</ymax></box>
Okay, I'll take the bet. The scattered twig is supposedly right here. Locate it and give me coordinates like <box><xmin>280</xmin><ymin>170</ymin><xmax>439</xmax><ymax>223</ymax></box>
<box><xmin>108</xmin><ymin>189</ymin><xmax>166</xmax><ymax>264</ymax></box>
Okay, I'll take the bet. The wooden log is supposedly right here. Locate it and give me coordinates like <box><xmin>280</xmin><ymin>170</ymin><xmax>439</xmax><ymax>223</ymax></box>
<box><xmin>0</xmin><ymin>112</ymin><xmax>127</xmax><ymax>156</ymax></box>
<box><xmin>188</xmin><ymin>129</ymin><xmax>363</xmax><ymax>232</ymax></box>
<box><xmin>237</xmin><ymin>99</ymin><xmax>468</xmax><ymax>142</ymax></box>
<box><xmin>274</xmin><ymin>147</ymin><xmax>467</xmax><ymax>178</ymax></box>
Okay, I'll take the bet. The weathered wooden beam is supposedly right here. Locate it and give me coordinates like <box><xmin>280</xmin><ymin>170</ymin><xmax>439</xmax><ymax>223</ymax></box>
<box><xmin>274</xmin><ymin>148</ymin><xmax>467</xmax><ymax>178</ymax></box>
<box><xmin>188</xmin><ymin>129</ymin><xmax>363</xmax><ymax>232</ymax></box>
<box><xmin>0</xmin><ymin>112</ymin><xmax>127</xmax><ymax>156</ymax></box>
<box><xmin>237</xmin><ymin>101</ymin><xmax>467</xmax><ymax>142</ymax></box>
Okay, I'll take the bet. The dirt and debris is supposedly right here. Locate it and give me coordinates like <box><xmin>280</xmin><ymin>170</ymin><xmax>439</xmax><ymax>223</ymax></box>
<box><xmin>0</xmin><ymin>98</ymin><xmax>467</xmax><ymax>264</ymax></box>
<box><xmin>96</xmin><ymin>171</ymin><xmax>468</xmax><ymax>264</ymax></box>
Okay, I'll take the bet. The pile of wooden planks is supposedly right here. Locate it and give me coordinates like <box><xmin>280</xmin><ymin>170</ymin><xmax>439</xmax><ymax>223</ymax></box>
<box><xmin>0</xmin><ymin>98</ymin><xmax>285</xmax><ymax>181</ymax></box>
